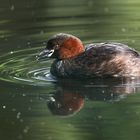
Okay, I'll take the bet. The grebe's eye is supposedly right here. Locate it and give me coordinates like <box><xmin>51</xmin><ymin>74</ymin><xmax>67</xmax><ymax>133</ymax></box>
<box><xmin>54</xmin><ymin>44</ymin><xmax>59</xmax><ymax>50</ymax></box>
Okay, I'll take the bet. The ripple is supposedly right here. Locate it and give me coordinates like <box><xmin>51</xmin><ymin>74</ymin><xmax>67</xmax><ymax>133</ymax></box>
<box><xmin>0</xmin><ymin>47</ymin><xmax>56</xmax><ymax>86</ymax></box>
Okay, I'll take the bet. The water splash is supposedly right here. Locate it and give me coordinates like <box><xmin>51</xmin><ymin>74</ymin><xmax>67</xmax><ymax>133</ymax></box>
<box><xmin>0</xmin><ymin>47</ymin><xmax>56</xmax><ymax>86</ymax></box>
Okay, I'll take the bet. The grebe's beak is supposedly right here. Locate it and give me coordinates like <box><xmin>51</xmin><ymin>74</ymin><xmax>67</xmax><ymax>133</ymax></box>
<box><xmin>37</xmin><ymin>49</ymin><xmax>54</xmax><ymax>60</ymax></box>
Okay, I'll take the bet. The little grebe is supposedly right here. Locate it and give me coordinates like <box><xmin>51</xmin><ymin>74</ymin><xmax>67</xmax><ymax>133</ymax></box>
<box><xmin>38</xmin><ymin>33</ymin><xmax>140</xmax><ymax>78</ymax></box>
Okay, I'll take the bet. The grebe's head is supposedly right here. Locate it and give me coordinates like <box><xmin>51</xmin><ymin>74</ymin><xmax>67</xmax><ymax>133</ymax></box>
<box><xmin>38</xmin><ymin>33</ymin><xmax>84</xmax><ymax>60</ymax></box>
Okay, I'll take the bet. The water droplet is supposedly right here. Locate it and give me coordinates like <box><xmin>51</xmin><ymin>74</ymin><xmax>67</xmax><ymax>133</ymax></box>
<box><xmin>136</xmin><ymin>111</ymin><xmax>139</xmax><ymax>114</ymax></box>
<box><xmin>23</xmin><ymin>126</ymin><xmax>30</xmax><ymax>133</ymax></box>
<box><xmin>121</xmin><ymin>28</ymin><xmax>126</xmax><ymax>32</ymax></box>
<box><xmin>27</xmin><ymin>42</ymin><xmax>31</xmax><ymax>45</ymax></box>
<box><xmin>28</xmin><ymin>107</ymin><xmax>32</xmax><ymax>111</ymax></box>
<box><xmin>131</xmin><ymin>40</ymin><xmax>135</xmax><ymax>43</ymax></box>
<box><xmin>17</xmin><ymin>112</ymin><xmax>21</xmax><ymax>119</ymax></box>
<box><xmin>10</xmin><ymin>5</ymin><xmax>15</xmax><ymax>11</ymax></box>
<box><xmin>1</xmin><ymin>35</ymin><xmax>5</xmax><ymax>38</ymax></box>
<box><xmin>43</xmin><ymin>42</ymin><xmax>47</xmax><ymax>45</ymax></box>
<box><xmin>20</xmin><ymin>119</ymin><xmax>24</xmax><ymax>123</ymax></box>
<box><xmin>67</xmin><ymin>123</ymin><xmax>73</xmax><ymax>127</ymax></box>
<box><xmin>131</xmin><ymin>76</ymin><xmax>136</xmax><ymax>80</ymax></box>
<box><xmin>4</xmin><ymin>38</ymin><xmax>8</xmax><ymax>41</ymax></box>
<box><xmin>111</xmin><ymin>93</ymin><xmax>114</xmax><ymax>97</ymax></box>
<box><xmin>10</xmin><ymin>51</ymin><xmax>14</xmax><ymax>54</ymax></box>
<box><xmin>22</xmin><ymin>93</ymin><xmax>26</xmax><ymax>97</ymax></box>
<box><xmin>40</xmin><ymin>30</ymin><xmax>44</xmax><ymax>35</ymax></box>
<box><xmin>2</xmin><ymin>105</ymin><xmax>6</xmax><ymax>109</ymax></box>
<box><xmin>12</xmin><ymin>108</ymin><xmax>16</xmax><ymax>112</ymax></box>
<box><xmin>98</xmin><ymin>115</ymin><xmax>102</xmax><ymax>119</ymax></box>
<box><xmin>30</xmin><ymin>99</ymin><xmax>33</xmax><ymax>102</ymax></box>
<box><xmin>69</xmin><ymin>108</ymin><xmax>72</xmax><ymax>111</ymax></box>
<box><xmin>40</xmin><ymin>122</ymin><xmax>46</xmax><ymax>125</ymax></box>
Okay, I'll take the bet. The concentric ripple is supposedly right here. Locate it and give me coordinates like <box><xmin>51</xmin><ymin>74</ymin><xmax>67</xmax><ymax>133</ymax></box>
<box><xmin>0</xmin><ymin>47</ymin><xmax>56</xmax><ymax>86</ymax></box>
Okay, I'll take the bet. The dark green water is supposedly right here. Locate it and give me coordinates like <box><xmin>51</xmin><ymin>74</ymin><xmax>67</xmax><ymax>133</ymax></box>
<box><xmin>1</xmin><ymin>0</ymin><xmax>140</xmax><ymax>140</ymax></box>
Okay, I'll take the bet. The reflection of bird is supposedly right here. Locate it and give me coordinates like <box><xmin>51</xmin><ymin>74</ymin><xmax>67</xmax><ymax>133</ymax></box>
<box><xmin>46</xmin><ymin>77</ymin><xmax>140</xmax><ymax>117</ymax></box>
<box><xmin>48</xmin><ymin>92</ymin><xmax>84</xmax><ymax>116</ymax></box>
<box><xmin>38</xmin><ymin>33</ymin><xmax>140</xmax><ymax>78</ymax></box>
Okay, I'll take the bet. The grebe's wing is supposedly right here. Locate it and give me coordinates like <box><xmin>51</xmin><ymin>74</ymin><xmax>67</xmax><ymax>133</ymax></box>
<box><xmin>85</xmin><ymin>42</ymin><xmax>140</xmax><ymax>57</ymax></box>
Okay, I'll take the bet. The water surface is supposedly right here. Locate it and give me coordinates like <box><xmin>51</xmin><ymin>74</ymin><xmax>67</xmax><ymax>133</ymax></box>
<box><xmin>1</xmin><ymin>0</ymin><xmax>140</xmax><ymax>140</ymax></box>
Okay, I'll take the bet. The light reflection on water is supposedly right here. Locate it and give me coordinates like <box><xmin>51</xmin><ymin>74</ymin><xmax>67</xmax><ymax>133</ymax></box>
<box><xmin>0</xmin><ymin>47</ymin><xmax>56</xmax><ymax>85</ymax></box>
<box><xmin>1</xmin><ymin>0</ymin><xmax>140</xmax><ymax>140</ymax></box>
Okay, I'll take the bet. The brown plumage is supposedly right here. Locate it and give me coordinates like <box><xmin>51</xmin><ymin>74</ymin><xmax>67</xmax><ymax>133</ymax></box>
<box><xmin>38</xmin><ymin>33</ymin><xmax>140</xmax><ymax>78</ymax></box>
